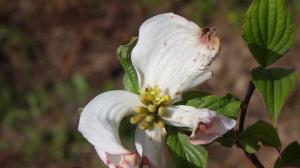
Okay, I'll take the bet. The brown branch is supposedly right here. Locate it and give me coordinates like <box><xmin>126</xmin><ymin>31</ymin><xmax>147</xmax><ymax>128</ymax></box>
<box><xmin>237</xmin><ymin>81</ymin><xmax>264</xmax><ymax>168</ymax></box>
<box><xmin>239</xmin><ymin>81</ymin><xmax>255</xmax><ymax>132</ymax></box>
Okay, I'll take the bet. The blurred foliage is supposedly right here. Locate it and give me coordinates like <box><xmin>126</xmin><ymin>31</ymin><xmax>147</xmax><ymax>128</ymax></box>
<box><xmin>0</xmin><ymin>0</ymin><xmax>298</xmax><ymax>167</ymax></box>
<box><xmin>181</xmin><ymin>0</ymin><xmax>218</xmax><ymax>25</ymax></box>
<box><xmin>0</xmin><ymin>24</ymin><xmax>101</xmax><ymax>166</ymax></box>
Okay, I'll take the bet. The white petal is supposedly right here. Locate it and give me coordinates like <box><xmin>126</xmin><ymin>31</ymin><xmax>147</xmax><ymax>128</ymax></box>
<box><xmin>95</xmin><ymin>147</ymin><xmax>138</xmax><ymax>168</ymax></box>
<box><xmin>78</xmin><ymin>90</ymin><xmax>141</xmax><ymax>162</ymax></box>
<box><xmin>164</xmin><ymin>105</ymin><xmax>236</xmax><ymax>145</ymax></box>
<box><xmin>135</xmin><ymin>125</ymin><xmax>167</xmax><ymax>168</ymax></box>
<box><xmin>132</xmin><ymin>13</ymin><xmax>220</xmax><ymax>100</ymax></box>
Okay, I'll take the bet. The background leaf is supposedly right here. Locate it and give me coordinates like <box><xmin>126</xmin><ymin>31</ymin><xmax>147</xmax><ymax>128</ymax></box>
<box><xmin>217</xmin><ymin>130</ymin><xmax>237</xmax><ymax>148</ymax></box>
<box><xmin>251</xmin><ymin>67</ymin><xmax>296</xmax><ymax>124</ymax></box>
<box><xmin>242</xmin><ymin>0</ymin><xmax>296</xmax><ymax>66</ymax></box>
<box><xmin>180</xmin><ymin>91</ymin><xmax>241</xmax><ymax>118</ymax></box>
<box><xmin>275</xmin><ymin>141</ymin><xmax>300</xmax><ymax>168</ymax></box>
<box><xmin>166</xmin><ymin>127</ymin><xmax>207</xmax><ymax>168</ymax></box>
<box><xmin>117</xmin><ymin>37</ymin><xmax>139</xmax><ymax>94</ymax></box>
<box><xmin>239</xmin><ymin>120</ymin><xmax>281</xmax><ymax>153</ymax></box>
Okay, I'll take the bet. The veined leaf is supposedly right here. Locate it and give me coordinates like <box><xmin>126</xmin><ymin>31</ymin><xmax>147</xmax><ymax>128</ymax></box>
<box><xmin>242</xmin><ymin>0</ymin><xmax>296</xmax><ymax>66</ymax></box>
<box><xmin>166</xmin><ymin>127</ymin><xmax>207</xmax><ymax>168</ymax></box>
<box><xmin>239</xmin><ymin>120</ymin><xmax>281</xmax><ymax>153</ymax></box>
<box><xmin>123</xmin><ymin>73</ymin><xmax>137</xmax><ymax>94</ymax></box>
<box><xmin>180</xmin><ymin>91</ymin><xmax>241</xmax><ymax>118</ymax></box>
<box><xmin>117</xmin><ymin>37</ymin><xmax>139</xmax><ymax>94</ymax></box>
<box><xmin>275</xmin><ymin>141</ymin><xmax>300</xmax><ymax>168</ymax></box>
<box><xmin>251</xmin><ymin>67</ymin><xmax>296</xmax><ymax>124</ymax></box>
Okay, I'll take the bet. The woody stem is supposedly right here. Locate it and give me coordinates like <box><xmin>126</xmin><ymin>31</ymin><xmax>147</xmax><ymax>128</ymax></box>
<box><xmin>237</xmin><ymin>81</ymin><xmax>264</xmax><ymax>168</ymax></box>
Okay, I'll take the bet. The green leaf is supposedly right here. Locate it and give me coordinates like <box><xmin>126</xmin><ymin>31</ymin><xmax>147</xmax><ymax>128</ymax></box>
<box><xmin>251</xmin><ymin>67</ymin><xmax>296</xmax><ymax>124</ymax></box>
<box><xmin>181</xmin><ymin>91</ymin><xmax>241</xmax><ymax>118</ymax></box>
<box><xmin>217</xmin><ymin>130</ymin><xmax>237</xmax><ymax>148</ymax></box>
<box><xmin>117</xmin><ymin>37</ymin><xmax>139</xmax><ymax>94</ymax></box>
<box><xmin>239</xmin><ymin>120</ymin><xmax>281</xmax><ymax>153</ymax></box>
<box><xmin>178</xmin><ymin>91</ymin><xmax>210</xmax><ymax>105</ymax></box>
<box><xmin>242</xmin><ymin>0</ymin><xmax>296</xmax><ymax>66</ymax></box>
<box><xmin>275</xmin><ymin>141</ymin><xmax>300</xmax><ymax>168</ymax></box>
<box><xmin>123</xmin><ymin>73</ymin><xmax>136</xmax><ymax>93</ymax></box>
<box><xmin>118</xmin><ymin>115</ymin><xmax>136</xmax><ymax>151</ymax></box>
<box><xmin>166</xmin><ymin>127</ymin><xmax>207</xmax><ymax>168</ymax></box>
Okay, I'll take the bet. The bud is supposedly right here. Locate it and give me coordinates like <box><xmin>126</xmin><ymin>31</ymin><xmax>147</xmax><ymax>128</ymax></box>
<box><xmin>134</xmin><ymin>106</ymin><xmax>148</xmax><ymax>114</ymax></box>
<box><xmin>145</xmin><ymin>114</ymin><xmax>155</xmax><ymax>123</ymax></box>
<box><xmin>139</xmin><ymin>120</ymin><xmax>150</xmax><ymax>130</ymax></box>
<box><xmin>140</xmin><ymin>96</ymin><xmax>151</xmax><ymax>105</ymax></box>
<box><xmin>130</xmin><ymin>114</ymin><xmax>145</xmax><ymax>124</ymax></box>
<box><xmin>147</xmin><ymin>105</ymin><xmax>156</xmax><ymax>113</ymax></box>
<box><xmin>161</xmin><ymin>95</ymin><xmax>170</xmax><ymax>104</ymax></box>
<box><xmin>158</xmin><ymin>106</ymin><xmax>166</xmax><ymax>116</ymax></box>
<box><xmin>156</xmin><ymin>120</ymin><xmax>165</xmax><ymax>128</ymax></box>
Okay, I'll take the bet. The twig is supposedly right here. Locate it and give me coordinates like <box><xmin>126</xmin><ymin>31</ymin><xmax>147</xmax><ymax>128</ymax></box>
<box><xmin>239</xmin><ymin>81</ymin><xmax>255</xmax><ymax>132</ymax></box>
<box><xmin>245</xmin><ymin>153</ymin><xmax>264</xmax><ymax>168</ymax></box>
<box><xmin>237</xmin><ymin>81</ymin><xmax>264</xmax><ymax>168</ymax></box>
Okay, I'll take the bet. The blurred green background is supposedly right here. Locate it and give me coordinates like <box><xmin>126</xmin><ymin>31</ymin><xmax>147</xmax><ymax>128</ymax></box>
<box><xmin>0</xmin><ymin>0</ymin><xmax>300</xmax><ymax>167</ymax></box>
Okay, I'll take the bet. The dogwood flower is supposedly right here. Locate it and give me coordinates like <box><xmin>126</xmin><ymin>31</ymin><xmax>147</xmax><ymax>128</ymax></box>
<box><xmin>78</xmin><ymin>13</ymin><xmax>236</xmax><ymax>168</ymax></box>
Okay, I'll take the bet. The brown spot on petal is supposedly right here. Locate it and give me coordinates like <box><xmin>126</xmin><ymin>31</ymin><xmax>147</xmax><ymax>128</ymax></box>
<box><xmin>202</xmin><ymin>27</ymin><xmax>210</xmax><ymax>35</ymax></box>
<box><xmin>194</xmin><ymin>121</ymin><xmax>214</xmax><ymax>135</ymax></box>
<box><xmin>199</xmin><ymin>27</ymin><xmax>220</xmax><ymax>52</ymax></box>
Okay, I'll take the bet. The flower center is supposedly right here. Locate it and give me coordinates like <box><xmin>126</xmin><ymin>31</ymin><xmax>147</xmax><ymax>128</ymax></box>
<box><xmin>130</xmin><ymin>85</ymin><xmax>170</xmax><ymax>130</ymax></box>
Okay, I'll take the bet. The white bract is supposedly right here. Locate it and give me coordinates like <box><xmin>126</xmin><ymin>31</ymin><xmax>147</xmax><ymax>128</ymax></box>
<box><xmin>78</xmin><ymin>13</ymin><xmax>236</xmax><ymax>168</ymax></box>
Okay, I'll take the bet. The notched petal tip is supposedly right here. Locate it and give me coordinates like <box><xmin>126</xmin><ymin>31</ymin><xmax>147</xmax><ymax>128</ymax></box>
<box><xmin>199</xmin><ymin>27</ymin><xmax>221</xmax><ymax>53</ymax></box>
<box><xmin>96</xmin><ymin>147</ymin><xmax>139</xmax><ymax>168</ymax></box>
<box><xmin>139</xmin><ymin>156</ymin><xmax>151</xmax><ymax>168</ymax></box>
<box><xmin>189</xmin><ymin>111</ymin><xmax>236</xmax><ymax>145</ymax></box>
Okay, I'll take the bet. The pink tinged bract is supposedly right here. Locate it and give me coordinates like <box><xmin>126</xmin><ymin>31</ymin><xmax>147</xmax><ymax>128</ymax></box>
<box><xmin>95</xmin><ymin>147</ymin><xmax>137</xmax><ymax>168</ymax></box>
<box><xmin>131</xmin><ymin>13</ymin><xmax>220</xmax><ymax>101</ymax></box>
<box><xmin>164</xmin><ymin>105</ymin><xmax>236</xmax><ymax>145</ymax></box>
<box><xmin>78</xmin><ymin>90</ymin><xmax>141</xmax><ymax>167</ymax></box>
